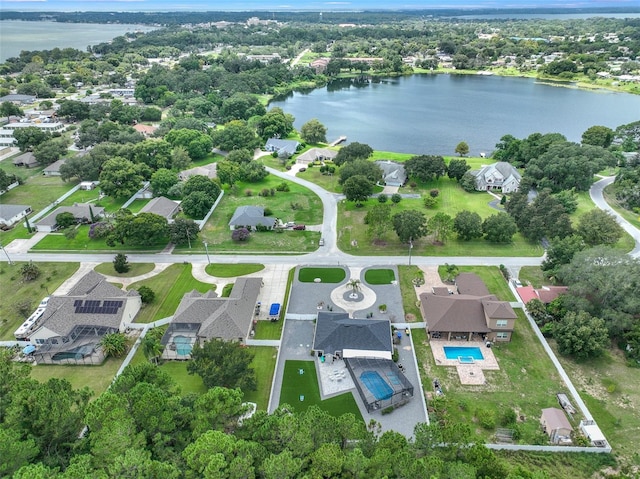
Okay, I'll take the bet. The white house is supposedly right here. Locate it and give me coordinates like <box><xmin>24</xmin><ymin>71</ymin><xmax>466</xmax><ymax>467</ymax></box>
<box><xmin>469</xmin><ymin>161</ymin><xmax>521</xmax><ymax>193</ymax></box>
<box><xmin>34</xmin><ymin>204</ymin><xmax>104</xmax><ymax>233</ymax></box>
<box><xmin>0</xmin><ymin>204</ymin><xmax>32</xmax><ymax>228</ymax></box>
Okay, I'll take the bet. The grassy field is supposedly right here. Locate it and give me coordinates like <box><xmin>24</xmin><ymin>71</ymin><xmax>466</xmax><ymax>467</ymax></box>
<box><xmin>128</xmin><ymin>264</ymin><xmax>213</xmax><ymax>323</ymax></box>
<box><xmin>364</xmin><ymin>268</ymin><xmax>396</xmax><ymax>285</ymax></box>
<box><xmin>253</xmin><ymin>320</ymin><xmax>284</xmax><ymax>340</ymax></box>
<box><xmin>179</xmin><ymin>176</ymin><xmax>322</xmax><ymax>254</ymax></box>
<box><xmin>298</xmin><ymin>267</ymin><xmax>346</xmax><ymax>283</ymax></box>
<box><xmin>279</xmin><ymin>360</ymin><xmax>363</xmax><ymax>420</ymax></box>
<box><xmin>94</xmin><ymin>262</ymin><xmax>155</xmax><ymax>278</ymax></box>
<box><xmin>242</xmin><ymin>346</ymin><xmax>278</xmax><ymax>411</ymax></box>
<box><xmin>205</xmin><ymin>263</ymin><xmax>265</xmax><ymax>277</ymax></box>
<box><xmin>29</xmin><ymin>356</ymin><xmax>123</xmax><ymax>399</ymax></box>
<box><xmin>518</xmin><ymin>266</ymin><xmax>551</xmax><ymax>289</ymax></box>
<box><xmin>32</xmin><ymin>225</ymin><xmax>168</xmax><ymax>252</ymax></box>
<box><xmin>439</xmin><ymin>265</ymin><xmax>515</xmax><ymax>301</ymax></box>
<box><xmin>604</xmin><ymin>184</ymin><xmax>640</xmax><ymax>230</ymax></box>
<box><xmin>0</xmin><ymin>262</ymin><xmax>79</xmax><ymax>340</ymax></box>
<box><xmin>398</xmin><ymin>265</ymin><xmax>423</xmax><ymax>322</ymax></box>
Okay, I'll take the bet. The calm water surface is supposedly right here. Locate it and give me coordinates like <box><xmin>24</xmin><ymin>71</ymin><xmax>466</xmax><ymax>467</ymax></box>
<box><xmin>270</xmin><ymin>75</ymin><xmax>640</xmax><ymax>155</ymax></box>
<box><xmin>0</xmin><ymin>21</ymin><xmax>157</xmax><ymax>62</ymax></box>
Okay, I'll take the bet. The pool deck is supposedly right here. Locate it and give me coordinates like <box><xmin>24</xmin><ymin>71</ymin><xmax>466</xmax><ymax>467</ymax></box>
<box><xmin>161</xmin><ymin>334</ymin><xmax>196</xmax><ymax>360</ymax></box>
<box><xmin>317</xmin><ymin>357</ymin><xmax>356</xmax><ymax>396</ymax></box>
<box><xmin>430</xmin><ymin>340</ymin><xmax>499</xmax><ymax>385</ymax></box>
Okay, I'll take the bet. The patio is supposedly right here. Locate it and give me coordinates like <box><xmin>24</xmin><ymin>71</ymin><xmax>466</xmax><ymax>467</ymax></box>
<box><xmin>317</xmin><ymin>357</ymin><xmax>356</xmax><ymax>396</ymax></box>
<box><xmin>430</xmin><ymin>340</ymin><xmax>500</xmax><ymax>385</ymax></box>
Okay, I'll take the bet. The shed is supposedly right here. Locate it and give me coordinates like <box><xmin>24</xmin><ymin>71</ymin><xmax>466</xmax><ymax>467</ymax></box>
<box><xmin>540</xmin><ymin>407</ymin><xmax>573</xmax><ymax>444</ymax></box>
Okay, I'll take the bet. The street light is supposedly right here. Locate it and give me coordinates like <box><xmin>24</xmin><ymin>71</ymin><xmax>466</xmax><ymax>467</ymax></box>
<box><xmin>203</xmin><ymin>241</ymin><xmax>211</xmax><ymax>265</ymax></box>
<box><xmin>408</xmin><ymin>236</ymin><xmax>413</xmax><ymax>266</ymax></box>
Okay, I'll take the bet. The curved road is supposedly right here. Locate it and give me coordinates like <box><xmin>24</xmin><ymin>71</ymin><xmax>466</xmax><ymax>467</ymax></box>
<box><xmin>590</xmin><ymin>176</ymin><xmax>640</xmax><ymax>258</ymax></box>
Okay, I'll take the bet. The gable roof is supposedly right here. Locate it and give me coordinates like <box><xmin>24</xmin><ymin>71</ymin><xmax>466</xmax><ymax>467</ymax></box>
<box><xmin>482</xmin><ymin>299</ymin><xmax>518</xmax><ymax>319</ymax></box>
<box><xmin>456</xmin><ymin>272</ymin><xmax>490</xmax><ymax>296</ymax></box>
<box><xmin>471</xmin><ymin>161</ymin><xmax>521</xmax><ymax>186</ymax></box>
<box><xmin>313</xmin><ymin>312</ymin><xmax>393</xmax><ymax>355</ymax></box>
<box><xmin>421</xmin><ymin>293</ymin><xmax>492</xmax><ymax>333</ymax></box>
<box><xmin>35</xmin><ymin>271</ymin><xmax>138</xmax><ymax>337</ymax></box>
<box><xmin>229</xmin><ymin>205</ymin><xmax>272</xmax><ymax>227</ymax></box>
<box><xmin>12</xmin><ymin>152</ymin><xmax>38</xmax><ymax>167</ymax></box>
<box><xmin>140</xmin><ymin>196</ymin><xmax>179</xmax><ymax>219</ymax></box>
<box><xmin>541</xmin><ymin>407</ymin><xmax>573</xmax><ymax>431</ymax></box>
<box><xmin>43</xmin><ymin>158</ymin><xmax>66</xmax><ymax>173</ymax></box>
<box><xmin>296</xmin><ymin>148</ymin><xmax>338</xmax><ymax>163</ymax></box>
<box><xmin>0</xmin><ymin>204</ymin><xmax>30</xmax><ymax>220</ymax></box>
<box><xmin>517</xmin><ymin>285</ymin><xmax>569</xmax><ymax>304</ymax></box>
<box><xmin>265</xmin><ymin>138</ymin><xmax>299</xmax><ymax>155</ymax></box>
<box><xmin>375</xmin><ymin>160</ymin><xmax>407</xmax><ymax>185</ymax></box>
<box><xmin>179</xmin><ymin>163</ymin><xmax>217</xmax><ymax>180</ymax></box>
<box><xmin>170</xmin><ymin>278</ymin><xmax>263</xmax><ymax>341</ymax></box>
<box><xmin>35</xmin><ymin>204</ymin><xmax>104</xmax><ymax>227</ymax></box>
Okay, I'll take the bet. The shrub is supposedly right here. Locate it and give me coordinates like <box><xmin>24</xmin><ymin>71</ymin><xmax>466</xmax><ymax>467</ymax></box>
<box><xmin>378</xmin><ymin>193</ymin><xmax>388</xmax><ymax>203</ymax></box>
<box><xmin>381</xmin><ymin>406</ymin><xmax>395</xmax><ymax>415</ymax></box>
<box><xmin>113</xmin><ymin>253</ymin><xmax>130</xmax><ymax>273</ymax></box>
<box><xmin>500</xmin><ymin>408</ymin><xmax>517</xmax><ymax>426</ymax></box>
<box><xmin>259</xmin><ymin>188</ymin><xmax>270</xmax><ymax>197</ymax></box>
<box><xmin>255</xmin><ymin>224</ymin><xmax>271</xmax><ymax>232</ymax></box>
<box><xmin>429</xmin><ymin>189</ymin><xmax>440</xmax><ymax>198</ymax></box>
<box><xmin>245</xmin><ymin>189</ymin><xmax>253</xmax><ymax>197</ymax></box>
<box><xmin>221</xmin><ymin>283</ymin><xmax>234</xmax><ymax>297</ymax></box>
<box><xmin>276</xmin><ymin>182</ymin><xmax>290</xmax><ymax>192</ymax></box>
<box><xmin>231</xmin><ymin>227</ymin><xmax>250</xmax><ymax>242</ymax></box>
<box><xmin>20</xmin><ymin>262</ymin><xmax>40</xmax><ymax>281</ymax></box>
<box><xmin>476</xmin><ymin>408</ymin><xmax>496</xmax><ymax>430</ymax></box>
<box><xmin>499</xmin><ymin>264</ymin><xmax>510</xmax><ymax>280</ymax></box>
<box><xmin>137</xmin><ymin>285</ymin><xmax>155</xmax><ymax>304</ymax></box>
<box><xmin>271</xmin><ymin>151</ymin><xmax>278</xmax><ymax>158</ymax></box>
<box><xmin>64</xmin><ymin>228</ymin><xmax>78</xmax><ymax>240</ymax></box>
<box><xmin>391</xmin><ymin>193</ymin><xmax>402</xmax><ymax>205</ymax></box>
<box><xmin>263</xmin><ymin>207</ymin><xmax>273</xmax><ymax>216</ymax></box>
<box><xmin>423</xmin><ymin>196</ymin><xmax>437</xmax><ymax>208</ymax></box>
<box><xmin>409</xmin><ymin>181</ymin><xmax>417</xmax><ymax>188</ymax></box>
<box><xmin>392</xmin><ymin>348</ymin><xmax>399</xmax><ymax>362</ymax></box>
<box><xmin>89</xmin><ymin>222</ymin><xmax>112</xmax><ymax>239</ymax></box>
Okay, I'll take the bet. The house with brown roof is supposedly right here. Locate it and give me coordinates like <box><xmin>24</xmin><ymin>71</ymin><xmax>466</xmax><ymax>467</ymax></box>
<box><xmin>133</xmin><ymin>124</ymin><xmax>158</xmax><ymax>137</ymax></box>
<box><xmin>540</xmin><ymin>407</ymin><xmax>573</xmax><ymax>444</ymax></box>
<box><xmin>12</xmin><ymin>152</ymin><xmax>39</xmax><ymax>168</ymax></box>
<box><xmin>420</xmin><ymin>273</ymin><xmax>517</xmax><ymax>342</ymax></box>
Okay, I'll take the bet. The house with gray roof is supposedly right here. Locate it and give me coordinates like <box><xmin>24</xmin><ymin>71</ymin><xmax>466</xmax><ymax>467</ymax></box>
<box><xmin>139</xmin><ymin>196</ymin><xmax>180</xmax><ymax>220</ymax></box>
<box><xmin>0</xmin><ymin>204</ymin><xmax>31</xmax><ymax>228</ymax></box>
<box><xmin>313</xmin><ymin>312</ymin><xmax>393</xmax><ymax>360</ymax></box>
<box><xmin>30</xmin><ymin>271</ymin><xmax>141</xmax><ymax>364</ymax></box>
<box><xmin>0</xmin><ymin>94</ymin><xmax>36</xmax><ymax>104</ymax></box>
<box><xmin>12</xmin><ymin>152</ymin><xmax>39</xmax><ymax>168</ymax></box>
<box><xmin>376</xmin><ymin>160</ymin><xmax>407</xmax><ymax>187</ymax></box>
<box><xmin>161</xmin><ymin>278</ymin><xmax>263</xmax><ymax>358</ymax></box>
<box><xmin>420</xmin><ymin>273</ymin><xmax>517</xmax><ymax>342</ymax></box>
<box><xmin>229</xmin><ymin>205</ymin><xmax>275</xmax><ymax>231</ymax></box>
<box><xmin>264</xmin><ymin>138</ymin><xmax>300</xmax><ymax>157</ymax></box>
<box><xmin>35</xmin><ymin>203</ymin><xmax>104</xmax><ymax>232</ymax></box>
<box><xmin>296</xmin><ymin>148</ymin><xmax>338</xmax><ymax>165</ymax></box>
<box><xmin>469</xmin><ymin>161</ymin><xmax>521</xmax><ymax>193</ymax></box>
<box><xmin>43</xmin><ymin>159</ymin><xmax>66</xmax><ymax>176</ymax></box>
<box><xmin>179</xmin><ymin>163</ymin><xmax>217</xmax><ymax>181</ymax></box>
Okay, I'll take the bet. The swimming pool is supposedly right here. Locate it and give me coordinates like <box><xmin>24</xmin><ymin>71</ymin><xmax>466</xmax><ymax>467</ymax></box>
<box><xmin>443</xmin><ymin>346</ymin><xmax>484</xmax><ymax>361</ymax></box>
<box><xmin>173</xmin><ymin>335</ymin><xmax>193</xmax><ymax>356</ymax></box>
<box><xmin>360</xmin><ymin>371</ymin><xmax>393</xmax><ymax>400</ymax></box>
<box><xmin>51</xmin><ymin>343</ymin><xmax>95</xmax><ymax>361</ymax></box>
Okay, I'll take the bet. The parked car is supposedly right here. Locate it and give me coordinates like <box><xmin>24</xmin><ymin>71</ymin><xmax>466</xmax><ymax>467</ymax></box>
<box><xmin>299</xmin><ymin>167</ymin><xmax>307</xmax><ymax>172</ymax></box>
<box><xmin>293</xmin><ymin>224</ymin><xmax>306</xmax><ymax>230</ymax></box>
<box><xmin>319</xmin><ymin>238</ymin><xmax>325</xmax><ymax>246</ymax></box>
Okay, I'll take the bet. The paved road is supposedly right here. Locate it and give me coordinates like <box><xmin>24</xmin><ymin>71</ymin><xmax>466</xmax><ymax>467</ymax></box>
<box><xmin>590</xmin><ymin>176</ymin><xmax>640</xmax><ymax>257</ymax></box>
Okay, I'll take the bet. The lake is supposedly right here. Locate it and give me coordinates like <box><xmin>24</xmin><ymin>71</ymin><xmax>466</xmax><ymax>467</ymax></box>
<box><xmin>0</xmin><ymin>21</ymin><xmax>157</xmax><ymax>62</ymax></box>
<box><xmin>269</xmin><ymin>75</ymin><xmax>640</xmax><ymax>156</ymax></box>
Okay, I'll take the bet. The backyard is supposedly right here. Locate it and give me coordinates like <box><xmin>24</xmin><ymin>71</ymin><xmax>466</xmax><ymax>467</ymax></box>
<box><xmin>0</xmin><ymin>262</ymin><xmax>80</xmax><ymax>340</ymax></box>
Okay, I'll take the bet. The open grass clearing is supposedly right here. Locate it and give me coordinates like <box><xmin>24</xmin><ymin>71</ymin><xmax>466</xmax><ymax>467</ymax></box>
<box><xmin>242</xmin><ymin>346</ymin><xmax>278</xmax><ymax>411</ymax></box>
<box><xmin>29</xmin><ymin>356</ymin><xmax>123</xmax><ymax>399</ymax></box>
<box><xmin>298</xmin><ymin>267</ymin><xmax>346</xmax><ymax>283</ymax></box>
<box><xmin>94</xmin><ymin>262</ymin><xmax>155</xmax><ymax>278</ymax></box>
<box><xmin>205</xmin><ymin>263</ymin><xmax>265</xmax><ymax>277</ymax></box>
<box><xmin>518</xmin><ymin>266</ymin><xmax>552</xmax><ymax>289</ymax></box>
<box><xmin>129</xmin><ymin>264</ymin><xmax>213</xmax><ymax>323</ymax></box>
<box><xmin>438</xmin><ymin>265</ymin><xmax>515</xmax><ymax>301</ymax></box>
<box><xmin>32</xmin><ymin>225</ymin><xmax>168</xmax><ymax>252</ymax></box>
<box><xmin>398</xmin><ymin>265</ymin><xmax>423</xmax><ymax>322</ymax></box>
<box><xmin>177</xmin><ymin>176</ymin><xmax>322</xmax><ymax>254</ymax></box>
<box><xmin>159</xmin><ymin>361</ymin><xmax>206</xmax><ymax>396</ymax></box>
<box><xmin>279</xmin><ymin>360</ymin><xmax>363</xmax><ymax>420</ymax></box>
<box><xmin>253</xmin><ymin>320</ymin><xmax>283</xmax><ymax>340</ymax></box>
<box><xmin>0</xmin><ymin>262</ymin><xmax>79</xmax><ymax>340</ymax></box>
<box><xmin>364</xmin><ymin>268</ymin><xmax>396</xmax><ymax>285</ymax></box>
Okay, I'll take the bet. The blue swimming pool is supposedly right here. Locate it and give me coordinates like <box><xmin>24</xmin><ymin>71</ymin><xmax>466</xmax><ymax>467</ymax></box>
<box><xmin>360</xmin><ymin>371</ymin><xmax>393</xmax><ymax>400</ymax></box>
<box><xmin>444</xmin><ymin>346</ymin><xmax>484</xmax><ymax>361</ymax></box>
<box><xmin>173</xmin><ymin>335</ymin><xmax>193</xmax><ymax>356</ymax></box>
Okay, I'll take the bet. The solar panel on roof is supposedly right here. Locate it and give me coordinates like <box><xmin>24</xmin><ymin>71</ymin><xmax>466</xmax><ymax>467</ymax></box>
<box><xmin>74</xmin><ymin>300</ymin><xmax>82</xmax><ymax>306</ymax></box>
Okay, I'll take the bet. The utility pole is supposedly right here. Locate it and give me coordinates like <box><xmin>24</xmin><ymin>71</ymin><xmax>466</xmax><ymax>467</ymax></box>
<box><xmin>408</xmin><ymin>236</ymin><xmax>413</xmax><ymax>266</ymax></box>
<box><xmin>0</xmin><ymin>241</ymin><xmax>13</xmax><ymax>265</ymax></box>
<box><xmin>203</xmin><ymin>241</ymin><xmax>211</xmax><ymax>265</ymax></box>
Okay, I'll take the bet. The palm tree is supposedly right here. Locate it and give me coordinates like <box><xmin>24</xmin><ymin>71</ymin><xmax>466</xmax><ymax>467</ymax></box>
<box><xmin>346</xmin><ymin>278</ymin><xmax>361</xmax><ymax>298</ymax></box>
<box><xmin>444</xmin><ymin>263</ymin><xmax>459</xmax><ymax>283</ymax></box>
<box><xmin>98</xmin><ymin>332</ymin><xmax>127</xmax><ymax>358</ymax></box>
<box><xmin>142</xmin><ymin>333</ymin><xmax>163</xmax><ymax>365</ymax></box>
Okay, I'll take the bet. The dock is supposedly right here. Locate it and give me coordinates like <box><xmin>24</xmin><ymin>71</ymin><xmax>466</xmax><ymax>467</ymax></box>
<box><xmin>330</xmin><ymin>135</ymin><xmax>347</xmax><ymax>146</ymax></box>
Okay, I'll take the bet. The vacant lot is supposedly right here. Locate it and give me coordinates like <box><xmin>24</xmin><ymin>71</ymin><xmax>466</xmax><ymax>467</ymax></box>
<box><xmin>0</xmin><ymin>262</ymin><xmax>79</xmax><ymax>340</ymax></box>
<box><xmin>32</xmin><ymin>225</ymin><xmax>168</xmax><ymax>252</ymax></box>
<box><xmin>129</xmin><ymin>264</ymin><xmax>213</xmax><ymax>323</ymax></box>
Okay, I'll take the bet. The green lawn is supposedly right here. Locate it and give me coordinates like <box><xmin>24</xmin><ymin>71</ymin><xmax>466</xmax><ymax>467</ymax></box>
<box><xmin>279</xmin><ymin>360</ymin><xmax>363</xmax><ymax>420</ymax></box>
<box><xmin>364</xmin><ymin>268</ymin><xmax>396</xmax><ymax>285</ymax></box>
<box><xmin>177</xmin><ymin>176</ymin><xmax>322</xmax><ymax>254</ymax></box>
<box><xmin>29</xmin><ymin>356</ymin><xmax>124</xmax><ymax>399</ymax></box>
<box><xmin>122</xmin><ymin>198</ymin><xmax>150</xmax><ymax>214</ymax></box>
<box><xmin>205</xmin><ymin>263</ymin><xmax>265</xmax><ymax>277</ymax></box>
<box><xmin>129</xmin><ymin>264</ymin><xmax>213</xmax><ymax>323</ymax></box>
<box><xmin>94</xmin><ymin>262</ymin><xmax>155</xmax><ymax>278</ymax></box>
<box><xmin>242</xmin><ymin>346</ymin><xmax>278</xmax><ymax>411</ymax></box>
<box><xmin>518</xmin><ymin>266</ymin><xmax>551</xmax><ymax>289</ymax></box>
<box><xmin>159</xmin><ymin>361</ymin><xmax>206</xmax><ymax>396</ymax></box>
<box><xmin>439</xmin><ymin>265</ymin><xmax>515</xmax><ymax>301</ymax></box>
<box><xmin>298</xmin><ymin>267</ymin><xmax>346</xmax><ymax>283</ymax></box>
<box><xmin>0</xmin><ymin>262</ymin><xmax>80</xmax><ymax>340</ymax></box>
<box><xmin>253</xmin><ymin>320</ymin><xmax>283</xmax><ymax>340</ymax></box>
<box><xmin>398</xmin><ymin>265</ymin><xmax>423</xmax><ymax>322</ymax></box>
<box><xmin>32</xmin><ymin>225</ymin><xmax>168</xmax><ymax>252</ymax></box>
<box><xmin>58</xmin><ymin>188</ymin><xmax>101</xmax><ymax>207</ymax></box>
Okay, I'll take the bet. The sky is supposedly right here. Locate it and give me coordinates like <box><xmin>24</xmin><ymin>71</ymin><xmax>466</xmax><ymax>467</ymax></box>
<box><xmin>1</xmin><ymin>0</ymin><xmax>638</xmax><ymax>12</ymax></box>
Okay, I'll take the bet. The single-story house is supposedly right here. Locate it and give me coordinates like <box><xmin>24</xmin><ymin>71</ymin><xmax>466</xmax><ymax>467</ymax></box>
<box><xmin>0</xmin><ymin>204</ymin><xmax>32</xmax><ymax>228</ymax></box>
<box><xmin>179</xmin><ymin>163</ymin><xmax>217</xmax><ymax>181</ymax></box>
<box><xmin>376</xmin><ymin>160</ymin><xmax>407</xmax><ymax>187</ymax></box>
<box><xmin>469</xmin><ymin>161</ymin><xmax>521</xmax><ymax>193</ymax></box>
<box><xmin>420</xmin><ymin>273</ymin><xmax>517</xmax><ymax>342</ymax></box>
<box><xmin>0</xmin><ymin>94</ymin><xmax>36</xmax><ymax>104</ymax></box>
<box><xmin>296</xmin><ymin>148</ymin><xmax>338</xmax><ymax>165</ymax></box>
<box><xmin>30</xmin><ymin>271</ymin><xmax>141</xmax><ymax>364</ymax></box>
<box><xmin>12</xmin><ymin>152</ymin><xmax>39</xmax><ymax>168</ymax></box>
<box><xmin>540</xmin><ymin>407</ymin><xmax>573</xmax><ymax>444</ymax></box>
<box><xmin>264</xmin><ymin>138</ymin><xmax>300</xmax><ymax>157</ymax></box>
<box><xmin>312</xmin><ymin>312</ymin><xmax>414</xmax><ymax>413</ymax></box>
<box><xmin>35</xmin><ymin>203</ymin><xmax>104</xmax><ymax>233</ymax></box>
<box><xmin>160</xmin><ymin>277</ymin><xmax>263</xmax><ymax>358</ymax></box>
<box><xmin>43</xmin><ymin>159</ymin><xmax>66</xmax><ymax>176</ymax></box>
<box><xmin>79</xmin><ymin>181</ymin><xmax>97</xmax><ymax>190</ymax></box>
<box><xmin>139</xmin><ymin>196</ymin><xmax>180</xmax><ymax>220</ymax></box>
<box><xmin>133</xmin><ymin>124</ymin><xmax>158</xmax><ymax>137</ymax></box>
<box><xmin>517</xmin><ymin>285</ymin><xmax>569</xmax><ymax>305</ymax></box>
<box><xmin>229</xmin><ymin>205</ymin><xmax>276</xmax><ymax>231</ymax></box>
<box><xmin>310</xmin><ymin>58</ymin><xmax>331</xmax><ymax>74</ymax></box>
